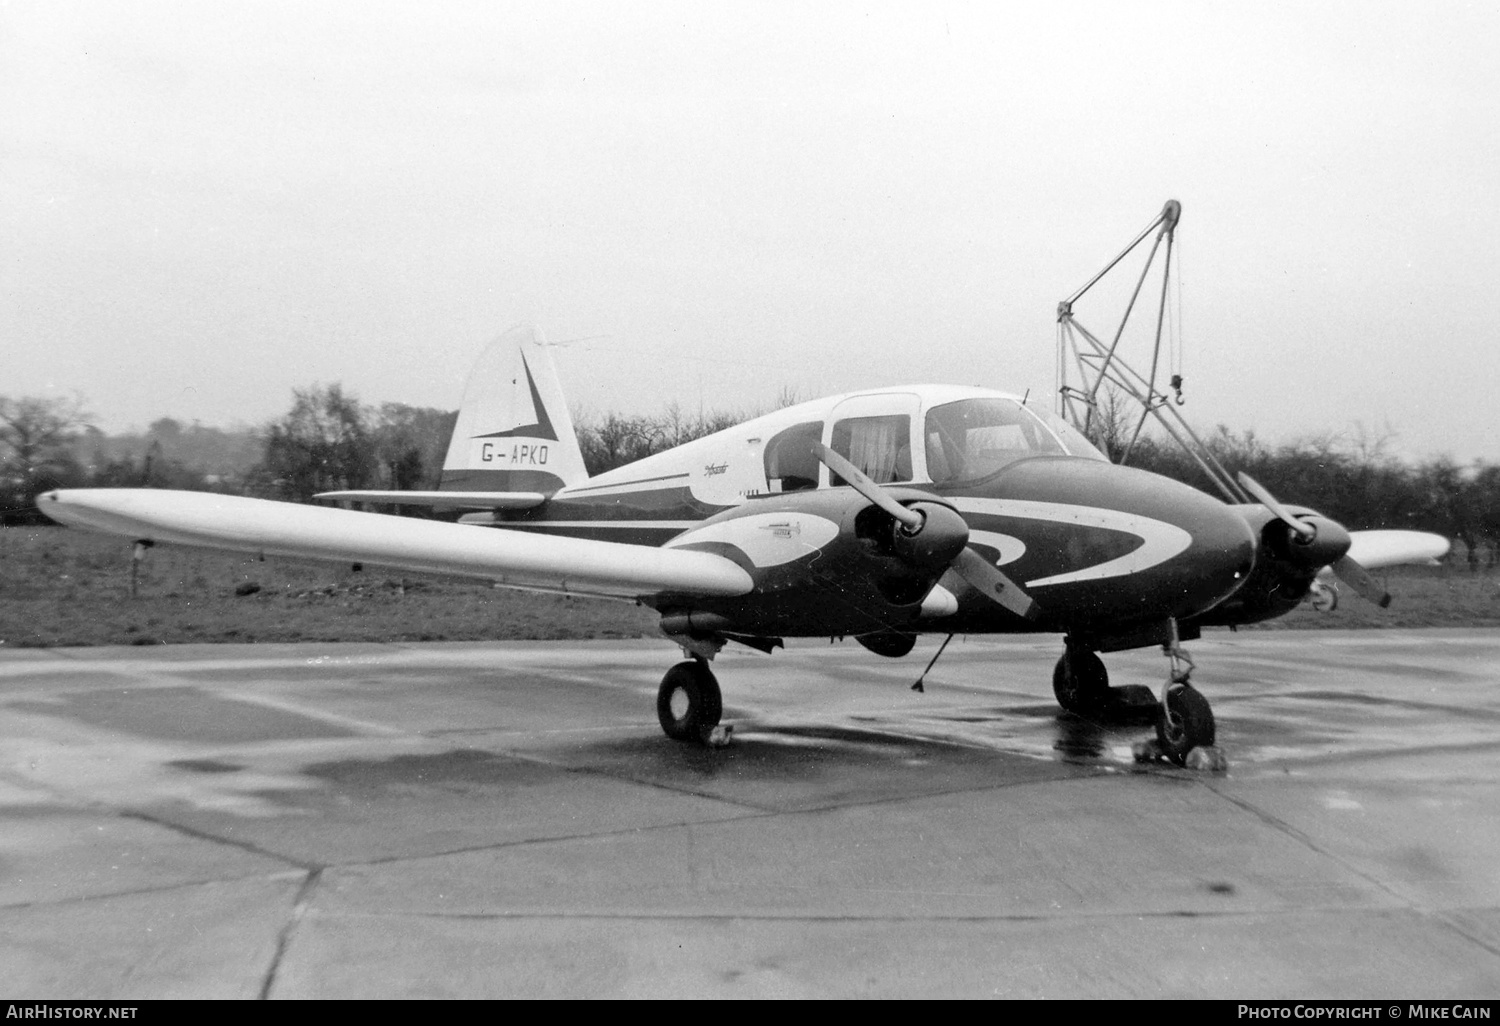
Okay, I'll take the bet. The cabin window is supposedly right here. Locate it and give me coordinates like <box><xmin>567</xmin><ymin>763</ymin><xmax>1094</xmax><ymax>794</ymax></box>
<box><xmin>924</xmin><ymin>398</ymin><xmax>1066</xmax><ymax>484</ymax></box>
<box><xmin>830</xmin><ymin>414</ymin><xmax>912</xmax><ymax>485</ymax></box>
<box><xmin>763</xmin><ymin>421</ymin><xmax>823</xmax><ymax>492</ymax></box>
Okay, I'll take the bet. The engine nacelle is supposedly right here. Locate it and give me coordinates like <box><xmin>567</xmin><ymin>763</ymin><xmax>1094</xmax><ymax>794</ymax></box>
<box><xmin>659</xmin><ymin>487</ymin><xmax>966</xmax><ymax>637</ymax></box>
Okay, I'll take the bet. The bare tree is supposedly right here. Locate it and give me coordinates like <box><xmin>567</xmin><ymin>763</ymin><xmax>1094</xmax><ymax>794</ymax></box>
<box><xmin>0</xmin><ymin>394</ymin><xmax>90</xmax><ymax>517</ymax></box>
<box><xmin>1084</xmin><ymin>386</ymin><xmax>1137</xmax><ymax>464</ymax></box>
<box><xmin>252</xmin><ymin>384</ymin><xmax>374</xmax><ymax>501</ymax></box>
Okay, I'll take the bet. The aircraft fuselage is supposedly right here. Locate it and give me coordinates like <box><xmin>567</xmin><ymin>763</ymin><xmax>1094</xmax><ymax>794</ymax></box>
<box><xmin>464</xmin><ymin>384</ymin><xmax>1259</xmax><ymax>644</ymax></box>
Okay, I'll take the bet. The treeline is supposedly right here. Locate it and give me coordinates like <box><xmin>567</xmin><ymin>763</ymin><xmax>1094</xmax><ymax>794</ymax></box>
<box><xmin>2</xmin><ymin>388</ymin><xmax>1496</xmax><ymax>563</ymax></box>
<box><xmin>0</xmin><ymin>388</ymin><xmax>750</xmax><ymax>523</ymax></box>
<box><xmin>1124</xmin><ymin>429</ymin><xmax>1499</xmax><ymax>567</ymax></box>
<box><xmin>0</xmin><ymin>389</ymin><xmax>454</xmax><ymax>522</ymax></box>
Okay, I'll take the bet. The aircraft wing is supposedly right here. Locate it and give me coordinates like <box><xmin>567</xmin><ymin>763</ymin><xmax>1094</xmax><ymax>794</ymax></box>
<box><xmin>1344</xmin><ymin>529</ymin><xmax>1451</xmax><ymax>569</ymax></box>
<box><xmin>315</xmin><ymin>490</ymin><xmax>546</xmax><ymax>509</ymax></box>
<box><xmin>38</xmin><ymin>489</ymin><xmax>752</xmax><ymax>600</ymax></box>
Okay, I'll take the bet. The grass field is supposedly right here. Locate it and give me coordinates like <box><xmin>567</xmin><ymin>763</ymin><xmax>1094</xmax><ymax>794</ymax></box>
<box><xmin>2</xmin><ymin>525</ymin><xmax>1496</xmax><ymax>649</ymax></box>
<box><xmin>0</xmin><ymin>525</ymin><xmax>658</xmax><ymax>648</ymax></box>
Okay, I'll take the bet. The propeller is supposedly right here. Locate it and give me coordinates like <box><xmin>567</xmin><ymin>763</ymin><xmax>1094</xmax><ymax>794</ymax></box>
<box><xmin>1235</xmin><ymin>472</ymin><xmax>1315</xmax><ymax>542</ymax></box>
<box><xmin>1236</xmin><ymin>471</ymin><xmax>1391</xmax><ymax>608</ymax></box>
<box><xmin>1328</xmin><ymin>553</ymin><xmax>1392</xmax><ymax>609</ymax></box>
<box><xmin>810</xmin><ymin>442</ymin><xmax>1038</xmax><ymax>619</ymax></box>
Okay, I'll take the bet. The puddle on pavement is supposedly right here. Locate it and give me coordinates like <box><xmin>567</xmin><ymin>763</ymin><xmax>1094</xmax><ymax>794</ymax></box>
<box><xmin>294</xmin><ymin>748</ymin><xmax>556</xmax><ymax>793</ymax></box>
<box><xmin>169</xmin><ymin>758</ymin><xmax>245</xmax><ymax>774</ymax></box>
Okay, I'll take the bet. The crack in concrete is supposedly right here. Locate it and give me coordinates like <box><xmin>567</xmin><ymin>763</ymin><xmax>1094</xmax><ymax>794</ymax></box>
<box><xmin>1205</xmin><ymin>783</ymin><xmax>1412</xmax><ymax>903</ymax></box>
<box><xmin>264</xmin><ymin>905</ymin><xmax>1500</xmax><ymax>928</ymax></box>
<box><xmin>119</xmin><ymin>809</ymin><xmax>318</xmax><ymax>870</ymax></box>
<box><xmin>1204</xmin><ymin>782</ymin><xmax>1500</xmax><ymax>966</ymax></box>
<box><xmin>0</xmin><ymin>869</ymin><xmax>306</xmax><ymax>913</ymax></box>
<box><xmin>258</xmin><ymin>868</ymin><xmax>323</xmax><ymax>1000</ymax></box>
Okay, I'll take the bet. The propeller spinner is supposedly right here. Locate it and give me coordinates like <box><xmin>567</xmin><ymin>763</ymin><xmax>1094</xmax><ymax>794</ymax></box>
<box><xmin>810</xmin><ymin>442</ymin><xmax>1038</xmax><ymax>619</ymax></box>
<box><xmin>1236</xmin><ymin>471</ymin><xmax>1391</xmax><ymax>608</ymax></box>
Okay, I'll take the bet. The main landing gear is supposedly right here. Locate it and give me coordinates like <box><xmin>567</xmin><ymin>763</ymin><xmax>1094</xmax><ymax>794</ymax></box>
<box><xmin>1052</xmin><ymin>644</ymin><xmax>1110</xmax><ymax>718</ymax></box>
<box><xmin>1052</xmin><ymin>643</ymin><xmax>1157</xmax><ymax>723</ymax></box>
<box><xmin>657</xmin><ymin>658</ymin><xmax>732</xmax><ymax>747</ymax></box>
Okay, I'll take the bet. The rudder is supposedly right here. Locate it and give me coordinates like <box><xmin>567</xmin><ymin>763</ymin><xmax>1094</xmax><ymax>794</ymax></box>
<box><xmin>440</xmin><ymin>324</ymin><xmax>588</xmax><ymax>495</ymax></box>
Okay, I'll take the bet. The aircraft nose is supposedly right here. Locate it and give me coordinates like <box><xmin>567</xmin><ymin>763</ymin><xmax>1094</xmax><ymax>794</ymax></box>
<box><xmin>1079</xmin><ymin>462</ymin><xmax>1259</xmax><ymax>620</ymax></box>
<box><xmin>1170</xmin><ymin>481</ymin><xmax>1259</xmax><ymax>617</ymax></box>
<box><xmin>984</xmin><ymin>458</ymin><xmax>1257</xmax><ymax>625</ymax></box>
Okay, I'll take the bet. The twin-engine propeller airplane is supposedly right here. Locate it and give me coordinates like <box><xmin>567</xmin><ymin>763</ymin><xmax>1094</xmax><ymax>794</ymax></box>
<box><xmin>39</xmin><ymin>203</ymin><xmax>1447</xmax><ymax>766</ymax></box>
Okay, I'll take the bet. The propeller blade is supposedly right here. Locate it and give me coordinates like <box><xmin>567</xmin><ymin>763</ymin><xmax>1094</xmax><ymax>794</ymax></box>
<box><xmin>1330</xmin><ymin>554</ymin><xmax>1391</xmax><ymax>608</ymax></box>
<box><xmin>952</xmin><ymin>547</ymin><xmax>1039</xmax><ymax>619</ymax></box>
<box><xmin>809</xmin><ymin>440</ymin><xmax>1038</xmax><ymax>618</ymax></box>
<box><xmin>1236</xmin><ymin>472</ymin><xmax>1315</xmax><ymax>540</ymax></box>
<box><xmin>809</xmin><ymin>441</ymin><xmax>924</xmax><ymax>531</ymax></box>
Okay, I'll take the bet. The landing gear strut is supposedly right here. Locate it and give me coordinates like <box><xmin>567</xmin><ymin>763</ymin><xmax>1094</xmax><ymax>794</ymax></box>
<box><xmin>657</xmin><ymin>658</ymin><xmax>729</xmax><ymax>745</ymax></box>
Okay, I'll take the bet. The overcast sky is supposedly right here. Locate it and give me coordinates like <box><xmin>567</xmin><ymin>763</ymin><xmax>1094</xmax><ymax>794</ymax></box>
<box><xmin>3</xmin><ymin>1</ymin><xmax>1497</xmax><ymax>463</ymax></box>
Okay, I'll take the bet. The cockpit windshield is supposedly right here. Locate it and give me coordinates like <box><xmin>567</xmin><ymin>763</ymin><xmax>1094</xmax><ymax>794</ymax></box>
<box><xmin>1023</xmin><ymin>402</ymin><xmax>1108</xmax><ymax>463</ymax></box>
<box><xmin>924</xmin><ymin>398</ymin><xmax>1087</xmax><ymax>484</ymax></box>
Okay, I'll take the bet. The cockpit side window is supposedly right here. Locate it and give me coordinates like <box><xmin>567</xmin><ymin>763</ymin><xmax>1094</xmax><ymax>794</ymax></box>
<box><xmin>830</xmin><ymin>414</ymin><xmax>912</xmax><ymax>485</ymax></box>
<box><xmin>763</xmin><ymin>421</ymin><xmax>823</xmax><ymax>492</ymax></box>
<box><xmin>924</xmin><ymin>399</ymin><xmax>1066</xmax><ymax>484</ymax></box>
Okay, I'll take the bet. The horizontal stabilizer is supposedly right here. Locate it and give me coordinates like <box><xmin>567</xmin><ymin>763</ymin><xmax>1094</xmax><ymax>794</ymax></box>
<box><xmin>39</xmin><ymin>489</ymin><xmax>752</xmax><ymax>600</ymax></box>
<box><xmin>315</xmin><ymin>490</ymin><xmax>546</xmax><ymax>509</ymax></box>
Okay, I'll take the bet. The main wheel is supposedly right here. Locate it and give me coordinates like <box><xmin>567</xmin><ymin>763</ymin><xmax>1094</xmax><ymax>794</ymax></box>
<box><xmin>1155</xmin><ymin>683</ymin><xmax>1215</xmax><ymax>766</ymax></box>
<box><xmin>657</xmin><ymin>660</ymin><xmax>723</xmax><ymax>742</ymax></box>
<box><xmin>1052</xmin><ymin>646</ymin><xmax>1109</xmax><ymax>717</ymax></box>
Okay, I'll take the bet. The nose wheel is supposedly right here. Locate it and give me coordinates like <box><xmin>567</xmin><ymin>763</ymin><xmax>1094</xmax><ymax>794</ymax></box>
<box><xmin>1155</xmin><ymin>681</ymin><xmax>1215</xmax><ymax>765</ymax></box>
<box><xmin>1135</xmin><ymin>623</ymin><xmax>1226</xmax><ymax>769</ymax></box>
<box><xmin>657</xmin><ymin>659</ymin><xmax>729</xmax><ymax>745</ymax></box>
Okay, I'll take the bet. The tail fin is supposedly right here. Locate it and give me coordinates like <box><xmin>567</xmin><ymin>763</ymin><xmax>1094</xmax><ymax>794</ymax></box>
<box><xmin>439</xmin><ymin>324</ymin><xmax>588</xmax><ymax>495</ymax></box>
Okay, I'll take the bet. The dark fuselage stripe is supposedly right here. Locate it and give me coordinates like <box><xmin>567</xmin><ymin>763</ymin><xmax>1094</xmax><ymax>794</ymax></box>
<box><xmin>489</xmin><ymin>523</ymin><xmax>684</xmax><ymax>546</ymax></box>
<box><xmin>562</xmin><ymin>473</ymin><xmax>691</xmax><ymax>495</ymax></box>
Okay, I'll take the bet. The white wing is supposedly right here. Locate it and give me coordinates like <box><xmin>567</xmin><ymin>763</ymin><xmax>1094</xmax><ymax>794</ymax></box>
<box><xmin>1345</xmin><ymin>530</ymin><xmax>1450</xmax><ymax>569</ymax></box>
<box><xmin>38</xmin><ymin>489</ymin><xmax>751</xmax><ymax>599</ymax></box>
<box><xmin>315</xmin><ymin>490</ymin><xmax>545</xmax><ymax>509</ymax></box>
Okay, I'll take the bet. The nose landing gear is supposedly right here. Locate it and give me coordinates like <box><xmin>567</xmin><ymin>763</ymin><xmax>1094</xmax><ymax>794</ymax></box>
<box><xmin>1133</xmin><ymin>624</ymin><xmax>1227</xmax><ymax>770</ymax></box>
<box><xmin>1056</xmin><ymin>623</ymin><xmax>1226</xmax><ymax>769</ymax></box>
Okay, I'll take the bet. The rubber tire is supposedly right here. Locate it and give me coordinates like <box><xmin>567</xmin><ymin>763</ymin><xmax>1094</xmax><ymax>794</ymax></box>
<box><xmin>657</xmin><ymin>660</ymin><xmax>723</xmax><ymax>743</ymax></box>
<box><xmin>1155</xmin><ymin>683</ymin><xmax>1216</xmax><ymax>766</ymax></box>
<box><xmin>1052</xmin><ymin>646</ymin><xmax>1109</xmax><ymax>717</ymax></box>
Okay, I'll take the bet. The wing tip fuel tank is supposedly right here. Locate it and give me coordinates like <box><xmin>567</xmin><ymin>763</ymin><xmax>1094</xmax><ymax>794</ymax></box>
<box><xmin>38</xmin><ymin>489</ymin><xmax>754</xmax><ymax>599</ymax></box>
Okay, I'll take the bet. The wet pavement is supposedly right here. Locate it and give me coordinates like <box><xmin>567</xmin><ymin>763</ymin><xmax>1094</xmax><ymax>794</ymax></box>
<box><xmin>1</xmin><ymin>630</ymin><xmax>1497</xmax><ymax>998</ymax></box>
